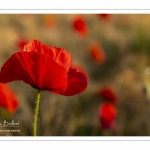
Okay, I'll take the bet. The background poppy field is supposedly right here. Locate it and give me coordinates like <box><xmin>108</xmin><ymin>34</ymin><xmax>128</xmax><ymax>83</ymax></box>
<box><xmin>0</xmin><ymin>14</ymin><xmax>150</xmax><ymax>136</ymax></box>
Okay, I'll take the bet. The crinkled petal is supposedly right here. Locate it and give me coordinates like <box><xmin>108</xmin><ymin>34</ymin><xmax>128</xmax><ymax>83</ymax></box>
<box><xmin>62</xmin><ymin>67</ymin><xmax>88</xmax><ymax>96</ymax></box>
<box><xmin>0</xmin><ymin>52</ymin><xmax>68</xmax><ymax>94</ymax></box>
<box><xmin>23</xmin><ymin>40</ymin><xmax>72</xmax><ymax>71</ymax></box>
<box><xmin>0</xmin><ymin>83</ymin><xmax>19</xmax><ymax>113</ymax></box>
<box><xmin>0</xmin><ymin>52</ymin><xmax>36</xmax><ymax>86</ymax></box>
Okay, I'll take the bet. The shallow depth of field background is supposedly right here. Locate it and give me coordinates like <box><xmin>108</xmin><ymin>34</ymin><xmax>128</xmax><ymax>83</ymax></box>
<box><xmin>0</xmin><ymin>14</ymin><xmax>150</xmax><ymax>136</ymax></box>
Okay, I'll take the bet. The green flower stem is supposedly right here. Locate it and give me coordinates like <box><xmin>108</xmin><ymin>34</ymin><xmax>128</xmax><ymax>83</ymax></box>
<box><xmin>33</xmin><ymin>90</ymin><xmax>41</xmax><ymax>136</ymax></box>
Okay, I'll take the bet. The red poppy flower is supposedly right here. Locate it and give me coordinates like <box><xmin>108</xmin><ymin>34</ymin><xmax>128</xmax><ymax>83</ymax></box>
<box><xmin>90</xmin><ymin>43</ymin><xmax>106</xmax><ymax>64</ymax></box>
<box><xmin>0</xmin><ymin>40</ymin><xmax>88</xmax><ymax>96</ymax></box>
<box><xmin>99</xmin><ymin>87</ymin><xmax>117</xmax><ymax>103</ymax></box>
<box><xmin>16</xmin><ymin>38</ymin><xmax>28</xmax><ymax>51</ymax></box>
<box><xmin>72</xmin><ymin>16</ymin><xmax>88</xmax><ymax>37</ymax></box>
<box><xmin>99</xmin><ymin>103</ymin><xmax>117</xmax><ymax>129</ymax></box>
<box><xmin>0</xmin><ymin>83</ymin><xmax>19</xmax><ymax>113</ymax></box>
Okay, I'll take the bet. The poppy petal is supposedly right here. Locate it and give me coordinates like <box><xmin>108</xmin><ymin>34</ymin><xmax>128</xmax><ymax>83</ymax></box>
<box><xmin>0</xmin><ymin>52</ymin><xmax>68</xmax><ymax>94</ymax></box>
<box><xmin>0</xmin><ymin>83</ymin><xmax>19</xmax><ymax>113</ymax></box>
<box><xmin>23</xmin><ymin>40</ymin><xmax>72</xmax><ymax>71</ymax></box>
<box><xmin>71</xmin><ymin>64</ymin><xmax>86</xmax><ymax>73</ymax></box>
<box><xmin>62</xmin><ymin>67</ymin><xmax>88</xmax><ymax>96</ymax></box>
<box><xmin>0</xmin><ymin>52</ymin><xmax>35</xmax><ymax>86</ymax></box>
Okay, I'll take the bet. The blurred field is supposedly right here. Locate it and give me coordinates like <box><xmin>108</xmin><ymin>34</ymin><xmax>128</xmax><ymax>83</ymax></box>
<box><xmin>0</xmin><ymin>14</ymin><xmax>150</xmax><ymax>136</ymax></box>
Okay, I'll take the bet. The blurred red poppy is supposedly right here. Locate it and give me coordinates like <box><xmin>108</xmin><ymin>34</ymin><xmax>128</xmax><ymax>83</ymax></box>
<box><xmin>43</xmin><ymin>15</ymin><xmax>57</xmax><ymax>28</ymax></box>
<box><xmin>99</xmin><ymin>87</ymin><xmax>117</xmax><ymax>103</ymax></box>
<box><xmin>90</xmin><ymin>43</ymin><xmax>106</xmax><ymax>64</ymax></box>
<box><xmin>73</xmin><ymin>16</ymin><xmax>88</xmax><ymax>37</ymax></box>
<box><xmin>97</xmin><ymin>14</ymin><xmax>111</xmax><ymax>21</ymax></box>
<box><xmin>99</xmin><ymin>103</ymin><xmax>117</xmax><ymax>129</ymax></box>
<box><xmin>0</xmin><ymin>40</ymin><xmax>88</xmax><ymax>96</ymax></box>
<box><xmin>16</xmin><ymin>38</ymin><xmax>28</xmax><ymax>51</ymax></box>
<box><xmin>0</xmin><ymin>83</ymin><xmax>18</xmax><ymax>113</ymax></box>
